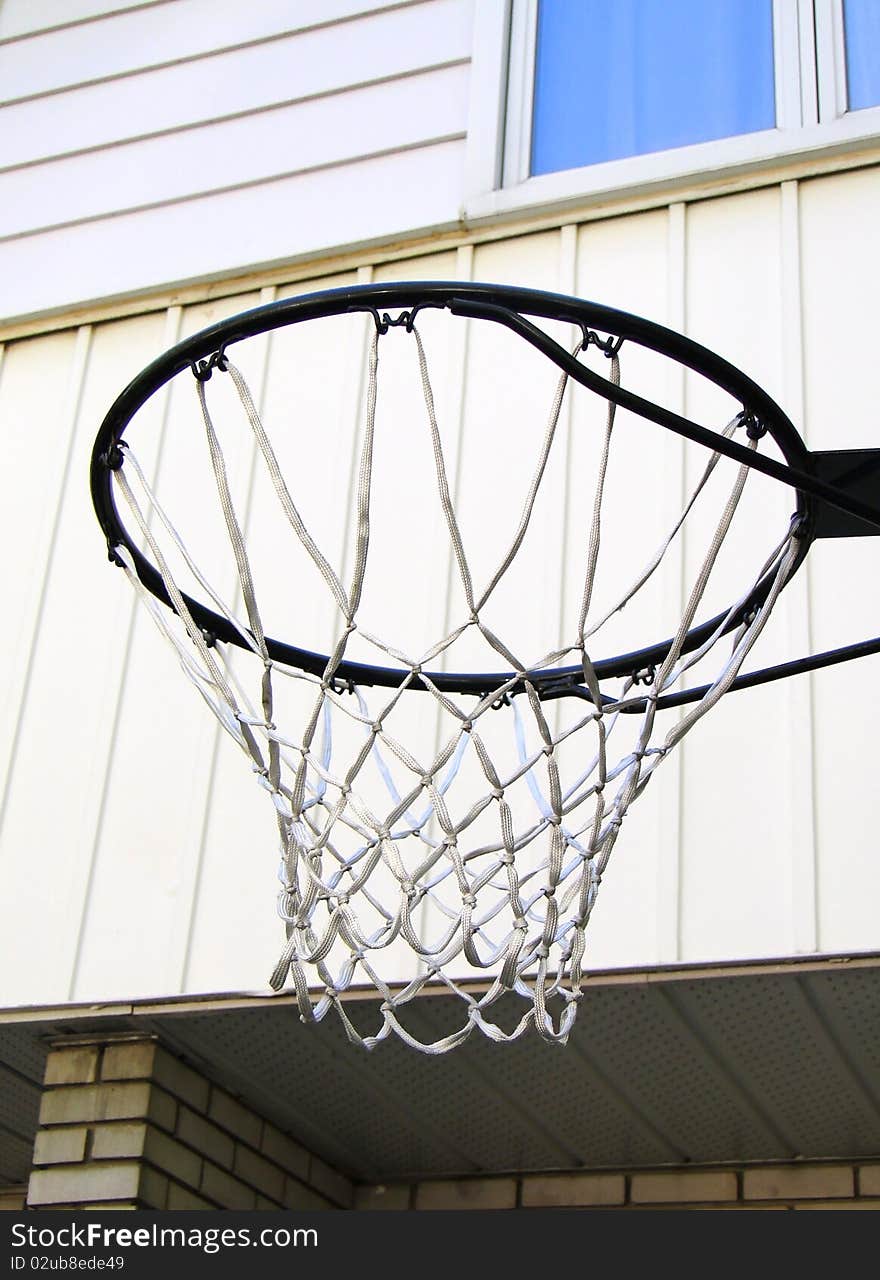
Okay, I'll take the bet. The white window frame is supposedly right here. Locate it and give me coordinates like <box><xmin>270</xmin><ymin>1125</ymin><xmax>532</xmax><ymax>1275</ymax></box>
<box><xmin>465</xmin><ymin>0</ymin><xmax>880</xmax><ymax>221</ymax></box>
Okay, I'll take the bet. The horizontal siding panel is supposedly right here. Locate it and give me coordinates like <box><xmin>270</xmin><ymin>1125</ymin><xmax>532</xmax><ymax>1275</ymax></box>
<box><xmin>0</xmin><ymin>139</ymin><xmax>466</xmax><ymax>324</ymax></box>
<box><xmin>0</xmin><ymin>0</ymin><xmax>161</xmax><ymax>43</ymax></box>
<box><xmin>0</xmin><ymin>0</ymin><xmax>424</xmax><ymax>102</ymax></box>
<box><xmin>0</xmin><ymin>0</ymin><xmax>472</xmax><ymax>171</ymax></box>
<box><xmin>0</xmin><ymin>63</ymin><xmax>469</xmax><ymax>239</ymax></box>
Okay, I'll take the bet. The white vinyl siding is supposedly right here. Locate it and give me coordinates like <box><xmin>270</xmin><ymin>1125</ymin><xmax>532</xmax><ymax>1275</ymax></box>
<box><xmin>0</xmin><ymin>167</ymin><xmax>878</xmax><ymax>1005</ymax></box>
<box><xmin>0</xmin><ymin>1</ymin><xmax>878</xmax><ymax>1008</ymax></box>
<box><xmin>0</xmin><ymin>0</ymin><xmax>473</xmax><ymax>324</ymax></box>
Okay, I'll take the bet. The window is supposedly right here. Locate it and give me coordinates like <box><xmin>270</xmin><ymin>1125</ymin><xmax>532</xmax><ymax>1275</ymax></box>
<box><xmin>530</xmin><ymin>0</ymin><xmax>776</xmax><ymax>177</ymax></box>
<box><xmin>466</xmin><ymin>0</ymin><xmax>880</xmax><ymax>217</ymax></box>
<box><xmin>844</xmin><ymin>0</ymin><xmax>880</xmax><ymax>111</ymax></box>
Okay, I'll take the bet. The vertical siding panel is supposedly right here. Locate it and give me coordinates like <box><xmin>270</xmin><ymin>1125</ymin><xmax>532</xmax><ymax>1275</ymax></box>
<box><xmin>678</xmin><ymin>188</ymin><xmax>798</xmax><ymax>962</ymax></box>
<box><xmin>0</xmin><ymin>327</ymin><xmax>90</xmax><ymax>1004</ymax></box>
<box><xmin>778</xmin><ymin>180</ymin><xmax>818</xmax><ymax>954</ymax></box>
<box><xmin>433</xmin><ymin>241</ymin><xmax>476</xmax><ymax>653</ymax></box>
<box><xmin>0</xmin><ymin>328</ymin><xmax>84</xmax><ymax>803</ymax></box>
<box><xmin>799</xmin><ymin>166</ymin><xmax>880</xmax><ymax>953</ymax></box>
<box><xmin>407</xmin><ymin>243</ymin><xmax>475</xmax><ymax>984</ymax></box>
<box><xmin>180</xmin><ymin>269</ymin><xmax>404</xmax><ymax>994</ymax></box>
<box><xmin>175</xmin><ymin>288</ymin><xmax>276</xmax><ymax>993</ymax></box>
<box><xmin>550</xmin><ymin>223</ymin><xmax>579</xmax><ymax>644</ymax></box>
<box><xmin>571</xmin><ymin>209</ymin><xmax>672</xmax><ymax>969</ymax></box>
<box><xmin>0</xmin><ymin>312</ymin><xmax>170</xmax><ymax>1004</ymax></box>
<box><xmin>654</xmin><ymin>202</ymin><xmax>688</xmax><ymax>964</ymax></box>
<box><xmin>179</xmin><ymin>282</ymin><xmax>276</xmax><ymax>994</ymax></box>
<box><xmin>360</xmin><ymin>250</ymin><xmax>473</xmax><ymax>990</ymax></box>
<box><xmin>67</xmin><ymin>307</ymin><xmax>184</xmax><ymax>1000</ymax></box>
<box><xmin>71</xmin><ymin>294</ymin><xmax>264</xmax><ymax>1000</ymax></box>
<box><xmin>432</xmin><ymin>232</ymin><xmax>580</xmax><ymax>986</ymax></box>
<box><xmin>0</xmin><ymin>170</ymin><xmax>875</xmax><ymax>1010</ymax></box>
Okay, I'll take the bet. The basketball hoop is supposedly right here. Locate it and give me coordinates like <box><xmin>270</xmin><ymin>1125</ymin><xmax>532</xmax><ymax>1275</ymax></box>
<box><xmin>91</xmin><ymin>282</ymin><xmax>880</xmax><ymax>1051</ymax></box>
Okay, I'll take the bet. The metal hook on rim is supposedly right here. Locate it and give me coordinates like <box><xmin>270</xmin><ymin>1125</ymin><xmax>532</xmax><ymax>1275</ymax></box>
<box><xmin>579</xmin><ymin>326</ymin><xmax>625</xmax><ymax>358</ymax></box>
<box><xmin>190</xmin><ymin>347</ymin><xmax>230</xmax><ymax>383</ymax></box>
<box><xmin>363</xmin><ymin>302</ymin><xmax>437</xmax><ymax>336</ymax></box>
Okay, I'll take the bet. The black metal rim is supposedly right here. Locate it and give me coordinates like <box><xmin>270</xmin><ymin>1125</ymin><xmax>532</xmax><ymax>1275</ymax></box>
<box><xmin>92</xmin><ymin>280</ymin><xmax>821</xmax><ymax>697</ymax></box>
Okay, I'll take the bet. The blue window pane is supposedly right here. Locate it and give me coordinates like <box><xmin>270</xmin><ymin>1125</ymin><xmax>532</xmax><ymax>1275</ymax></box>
<box><xmin>844</xmin><ymin>0</ymin><xmax>880</xmax><ymax>111</ymax></box>
<box><xmin>531</xmin><ymin>0</ymin><xmax>776</xmax><ymax>177</ymax></box>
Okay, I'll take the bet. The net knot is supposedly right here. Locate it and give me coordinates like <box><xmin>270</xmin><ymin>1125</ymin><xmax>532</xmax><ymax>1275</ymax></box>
<box><xmin>535</xmin><ymin>944</ymin><xmax>550</xmax><ymax>959</ymax></box>
<box><xmin>513</xmin><ymin>916</ymin><xmax>528</xmax><ymax>931</ymax></box>
<box><xmin>371</xmin><ymin>721</ymin><xmax>383</xmax><ymax>735</ymax></box>
<box><xmin>420</xmin><ymin>775</ymin><xmax>433</xmax><ymax>789</ymax></box>
<box><xmin>491</xmin><ymin>786</ymin><xmax>504</xmax><ymax>800</ymax></box>
<box><xmin>461</xmin><ymin>892</ymin><xmax>477</xmax><ymax>908</ymax></box>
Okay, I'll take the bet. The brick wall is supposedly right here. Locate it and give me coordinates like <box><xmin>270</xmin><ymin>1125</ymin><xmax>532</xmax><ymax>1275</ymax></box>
<box><xmin>356</xmin><ymin>1163</ymin><xmax>880</xmax><ymax>1210</ymax></box>
<box><xmin>14</xmin><ymin>1032</ymin><xmax>878</xmax><ymax>1212</ymax></box>
<box><xmin>27</xmin><ymin>1034</ymin><xmax>352</xmax><ymax>1211</ymax></box>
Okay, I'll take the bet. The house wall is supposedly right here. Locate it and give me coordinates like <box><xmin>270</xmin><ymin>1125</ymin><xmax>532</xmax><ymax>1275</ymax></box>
<box><xmin>0</xmin><ymin>0</ymin><xmax>474</xmax><ymax>325</ymax></box>
<box><xmin>0</xmin><ymin>2</ymin><xmax>878</xmax><ymax>1008</ymax></box>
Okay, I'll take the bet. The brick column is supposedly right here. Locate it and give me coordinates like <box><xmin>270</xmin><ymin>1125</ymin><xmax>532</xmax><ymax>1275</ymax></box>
<box><xmin>27</xmin><ymin>1034</ymin><xmax>352</xmax><ymax>1211</ymax></box>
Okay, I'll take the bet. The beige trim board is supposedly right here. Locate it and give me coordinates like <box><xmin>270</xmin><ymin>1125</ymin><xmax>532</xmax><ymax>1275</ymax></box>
<box><xmin>1</xmin><ymin>949</ymin><xmax>878</xmax><ymax>1028</ymax></box>
<box><xmin>2</xmin><ymin>149</ymin><xmax>878</xmax><ymax>344</ymax></box>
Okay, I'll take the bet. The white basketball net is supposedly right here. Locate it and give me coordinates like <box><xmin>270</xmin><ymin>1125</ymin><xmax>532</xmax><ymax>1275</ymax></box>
<box><xmin>110</xmin><ymin>316</ymin><xmax>801</xmax><ymax>1052</ymax></box>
